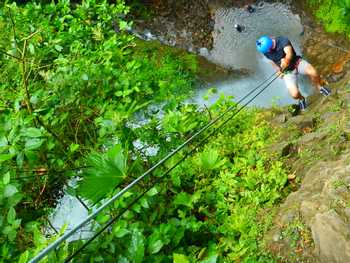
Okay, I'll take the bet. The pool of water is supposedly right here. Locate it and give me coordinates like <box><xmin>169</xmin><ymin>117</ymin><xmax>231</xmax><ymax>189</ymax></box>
<box><xmin>191</xmin><ymin>1</ymin><xmax>314</xmax><ymax>107</ymax></box>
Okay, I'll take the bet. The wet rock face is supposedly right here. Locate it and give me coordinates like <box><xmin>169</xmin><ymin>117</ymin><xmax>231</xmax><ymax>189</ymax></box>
<box><xmin>286</xmin><ymin>0</ymin><xmax>350</xmax><ymax>83</ymax></box>
<box><xmin>300</xmin><ymin>14</ymin><xmax>350</xmax><ymax>82</ymax></box>
<box><xmin>312</xmin><ymin>211</ymin><xmax>350</xmax><ymax>263</ymax></box>
<box><xmin>265</xmin><ymin>77</ymin><xmax>350</xmax><ymax>262</ymax></box>
<box><xmin>267</xmin><ymin>148</ymin><xmax>350</xmax><ymax>262</ymax></box>
<box><xmin>303</xmin><ymin>28</ymin><xmax>350</xmax><ymax>80</ymax></box>
<box><xmin>128</xmin><ymin>0</ymin><xmax>267</xmax><ymax>52</ymax></box>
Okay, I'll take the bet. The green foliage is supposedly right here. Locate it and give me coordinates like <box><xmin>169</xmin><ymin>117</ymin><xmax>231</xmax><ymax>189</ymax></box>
<box><xmin>78</xmin><ymin>144</ymin><xmax>127</xmax><ymax>202</ymax></box>
<box><xmin>308</xmin><ymin>0</ymin><xmax>350</xmax><ymax>37</ymax></box>
<box><xmin>1</xmin><ymin>174</ymin><xmax>22</xmax><ymax>243</ymax></box>
<box><xmin>71</xmin><ymin>102</ymin><xmax>286</xmax><ymax>262</ymax></box>
<box><xmin>198</xmin><ymin>147</ymin><xmax>225</xmax><ymax>171</ymax></box>
<box><xmin>0</xmin><ymin>0</ymin><xmax>197</xmax><ymax>261</ymax></box>
<box><xmin>162</xmin><ymin>109</ymin><xmax>199</xmax><ymax>133</ymax></box>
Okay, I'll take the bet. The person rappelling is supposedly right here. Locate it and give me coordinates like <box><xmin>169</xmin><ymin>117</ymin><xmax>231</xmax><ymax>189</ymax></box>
<box><xmin>256</xmin><ymin>35</ymin><xmax>331</xmax><ymax>110</ymax></box>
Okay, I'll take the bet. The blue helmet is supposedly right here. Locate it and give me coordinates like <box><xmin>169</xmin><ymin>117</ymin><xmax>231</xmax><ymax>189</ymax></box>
<box><xmin>256</xmin><ymin>36</ymin><xmax>273</xmax><ymax>53</ymax></box>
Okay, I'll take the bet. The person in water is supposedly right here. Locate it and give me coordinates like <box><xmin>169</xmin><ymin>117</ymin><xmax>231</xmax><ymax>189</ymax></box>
<box><xmin>246</xmin><ymin>5</ymin><xmax>255</xmax><ymax>13</ymax></box>
<box><xmin>234</xmin><ymin>24</ymin><xmax>244</xmax><ymax>33</ymax></box>
<box><xmin>256</xmin><ymin>35</ymin><xmax>331</xmax><ymax>110</ymax></box>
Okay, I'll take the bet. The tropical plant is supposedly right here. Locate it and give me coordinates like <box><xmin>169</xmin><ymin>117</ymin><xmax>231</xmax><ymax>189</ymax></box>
<box><xmin>0</xmin><ymin>0</ymin><xmax>197</xmax><ymax>261</ymax></box>
<box><xmin>308</xmin><ymin>0</ymin><xmax>350</xmax><ymax>37</ymax></box>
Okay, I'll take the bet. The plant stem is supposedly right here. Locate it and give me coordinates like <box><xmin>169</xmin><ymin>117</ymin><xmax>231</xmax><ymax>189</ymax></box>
<box><xmin>0</xmin><ymin>48</ymin><xmax>20</xmax><ymax>60</ymax></box>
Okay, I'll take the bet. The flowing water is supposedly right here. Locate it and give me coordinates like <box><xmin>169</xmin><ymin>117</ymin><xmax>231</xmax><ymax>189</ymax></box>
<box><xmin>46</xmin><ymin>179</ymin><xmax>95</xmax><ymax>241</ymax></box>
<box><xmin>48</xmin><ymin>2</ymin><xmax>316</xmax><ymax>240</ymax></box>
<box><xmin>192</xmin><ymin>2</ymin><xmax>313</xmax><ymax>107</ymax></box>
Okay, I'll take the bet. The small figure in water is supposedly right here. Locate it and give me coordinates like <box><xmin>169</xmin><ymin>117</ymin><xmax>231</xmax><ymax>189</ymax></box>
<box><xmin>246</xmin><ymin>5</ymin><xmax>255</xmax><ymax>13</ymax></box>
<box><xmin>234</xmin><ymin>24</ymin><xmax>244</xmax><ymax>33</ymax></box>
<box><xmin>256</xmin><ymin>35</ymin><xmax>331</xmax><ymax>111</ymax></box>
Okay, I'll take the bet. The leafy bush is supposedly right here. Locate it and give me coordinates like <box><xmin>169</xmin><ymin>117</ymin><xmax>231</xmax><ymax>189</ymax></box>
<box><xmin>308</xmin><ymin>0</ymin><xmax>350</xmax><ymax>37</ymax></box>
<box><xmin>0</xmin><ymin>0</ymin><xmax>197</xmax><ymax>261</ymax></box>
<box><xmin>72</xmin><ymin>100</ymin><xmax>287</xmax><ymax>262</ymax></box>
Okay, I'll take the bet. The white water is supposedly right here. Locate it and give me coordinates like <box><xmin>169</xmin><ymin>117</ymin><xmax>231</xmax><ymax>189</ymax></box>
<box><xmin>46</xmin><ymin>179</ymin><xmax>95</xmax><ymax>241</ymax></box>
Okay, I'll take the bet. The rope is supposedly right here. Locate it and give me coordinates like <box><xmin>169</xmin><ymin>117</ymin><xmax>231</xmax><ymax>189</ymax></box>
<box><xmin>29</xmin><ymin>72</ymin><xmax>278</xmax><ymax>263</ymax></box>
<box><xmin>89</xmin><ymin>72</ymin><xmax>279</xmax><ymax>208</ymax></box>
<box><xmin>63</xmin><ymin>72</ymin><xmax>280</xmax><ymax>262</ymax></box>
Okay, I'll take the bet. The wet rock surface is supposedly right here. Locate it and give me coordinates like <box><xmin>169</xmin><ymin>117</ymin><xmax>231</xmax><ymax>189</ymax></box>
<box><xmin>294</xmin><ymin>0</ymin><xmax>350</xmax><ymax>81</ymax></box>
<box><xmin>312</xmin><ymin>210</ymin><xmax>350</xmax><ymax>263</ymax></box>
<box><xmin>269</xmin><ymin>149</ymin><xmax>350</xmax><ymax>262</ymax></box>
<box><xmin>302</xmin><ymin>26</ymin><xmax>350</xmax><ymax>82</ymax></box>
<box><xmin>128</xmin><ymin>0</ymin><xmax>215</xmax><ymax>51</ymax></box>
<box><xmin>266</xmin><ymin>73</ymin><xmax>350</xmax><ymax>262</ymax></box>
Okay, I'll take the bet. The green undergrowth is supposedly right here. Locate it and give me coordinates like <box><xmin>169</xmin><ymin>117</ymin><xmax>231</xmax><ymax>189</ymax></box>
<box><xmin>308</xmin><ymin>0</ymin><xmax>350</xmax><ymax>37</ymax></box>
<box><xmin>0</xmin><ymin>0</ymin><xmax>197</xmax><ymax>261</ymax></box>
<box><xmin>56</xmin><ymin>101</ymin><xmax>289</xmax><ymax>262</ymax></box>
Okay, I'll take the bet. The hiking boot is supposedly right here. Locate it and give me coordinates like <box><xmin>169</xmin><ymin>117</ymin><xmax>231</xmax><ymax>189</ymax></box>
<box><xmin>299</xmin><ymin>98</ymin><xmax>307</xmax><ymax>111</ymax></box>
<box><xmin>320</xmin><ymin>86</ymin><xmax>331</xmax><ymax>97</ymax></box>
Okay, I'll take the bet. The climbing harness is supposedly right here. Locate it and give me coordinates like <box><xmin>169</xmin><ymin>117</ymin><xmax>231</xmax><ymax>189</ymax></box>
<box><xmin>285</xmin><ymin>57</ymin><xmax>302</xmax><ymax>74</ymax></box>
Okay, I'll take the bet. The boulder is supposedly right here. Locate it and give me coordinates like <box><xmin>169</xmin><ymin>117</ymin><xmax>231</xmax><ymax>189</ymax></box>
<box><xmin>298</xmin><ymin>131</ymin><xmax>328</xmax><ymax>144</ymax></box>
<box><xmin>266</xmin><ymin>151</ymin><xmax>350</xmax><ymax>262</ymax></box>
<box><xmin>288</xmin><ymin>115</ymin><xmax>316</xmax><ymax>130</ymax></box>
<box><xmin>311</xmin><ymin>211</ymin><xmax>350</xmax><ymax>263</ymax></box>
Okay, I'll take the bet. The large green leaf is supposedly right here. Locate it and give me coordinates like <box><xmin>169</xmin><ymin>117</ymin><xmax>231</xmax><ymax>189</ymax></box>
<box><xmin>0</xmin><ymin>154</ymin><xmax>14</xmax><ymax>163</ymax></box>
<box><xmin>7</xmin><ymin>207</ymin><xmax>16</xmax><ymax>224</ymax></box>
<box><xmin>4</xmin><ymin>185</ymin><xmax>18</xmax><ymax>198</ymax></box>
<box><xmin>200</xmin><ymin>254</ymin><xmax>218</xmax><ymax>263</ymax></box>
<box><xmin>78</xmin><ymin>144</ymin><xmax>127</xmax><ymax>203</ymax></box>
<box><xmin>128</xmin><ymin>229</ymin><xmax>145</xmax><ymax>263</ymax></box>
<box><xmin>199</xmin><ymin>148</ymin><xmax>225</xmax><ymax>171</ymax></box>
<box><xmin>162</xmin><ymin>110</ymin><xmax>198</xmax><ymax>133</ymax></box>
<box><xmin>173</xmin><ymin>192</ymin><xmax>192</xmax><ymax>208</ymax></box>
<box><xmin>18</xmin><ymin>251</ymin><xmax>29</xmax><ymax>263</ymax></box>
<box><xmin>147</xmin><ymin>231</ymin><xmax>164</xmax><ymax>254</ymax></box>
<box><xmin>25</xmin><ymin>138</ymin><xmax>44</xmax><ymax>150</ymax></box>
<box><xmin>21</xmin><ymin>127</ymin><xmax>43</xmax><ymax>138</ymax></box>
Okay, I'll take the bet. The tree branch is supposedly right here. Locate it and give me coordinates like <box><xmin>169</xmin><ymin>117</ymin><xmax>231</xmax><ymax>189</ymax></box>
<box><xmin>8</xmin><ymin>7</ymin><xmax>22</xmax><ymax>57</ymax></box>
<box><xmin>21</xmin><ymin>39</ymin><xmax>34</xmax><ymax>115</ymax></box>
<box><xmin>21</xmin><ymin>30</ymin><xmax>41</xmax><ymax>41</ymax></box>
<box><xmin>204</xmin><ymin>104</ymin><xmax>212</xmax><ymax>120</ymax></box>
<box><xmin>35</xmin><ymin>116</ymin><xmax>63</xmax><ymax>143</ymax></box>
